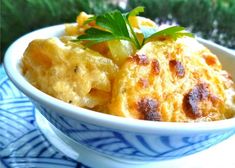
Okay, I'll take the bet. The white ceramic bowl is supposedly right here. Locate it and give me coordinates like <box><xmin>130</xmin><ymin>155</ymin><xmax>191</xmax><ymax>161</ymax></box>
<box><xmin>4</xmin><ymin>24</ymin><xmax>235</xmax><ymax>163</ymax></box>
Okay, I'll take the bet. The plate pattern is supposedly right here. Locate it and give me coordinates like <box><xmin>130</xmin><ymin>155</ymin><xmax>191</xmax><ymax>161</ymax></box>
<box><xmin>37</xmin><ymin>95</ymin><xmax>235</xmax><ymax>161</ymax></box>
<box><xmin>0</xmin><ymin>77</ymin><xmax>88</xmax><ymax>168</ymax></box>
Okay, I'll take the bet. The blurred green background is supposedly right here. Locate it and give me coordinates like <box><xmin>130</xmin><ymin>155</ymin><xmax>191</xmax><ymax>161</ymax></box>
<box><xmin>1</xmin><ymin>0</ymin><xmax>235</xmax><ymax>62</ymax></box>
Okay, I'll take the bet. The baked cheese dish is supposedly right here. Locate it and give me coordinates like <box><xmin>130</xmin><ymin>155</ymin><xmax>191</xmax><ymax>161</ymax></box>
<box><xmin>22</xmin><ymin>11</ymin><xmax>235</xmax><ymax>122</ymax></box>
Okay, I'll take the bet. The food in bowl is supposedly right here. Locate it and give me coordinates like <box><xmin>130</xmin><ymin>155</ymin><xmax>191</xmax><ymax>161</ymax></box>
<box><xmin>4</xmin><ymin>6</ymin><xmax>235</xmax><ymax>163</ymax></box>
<box><xmin>21</xmin><ymin>7</ymin><xmax>235</xmax><ymax>122</ymax></box>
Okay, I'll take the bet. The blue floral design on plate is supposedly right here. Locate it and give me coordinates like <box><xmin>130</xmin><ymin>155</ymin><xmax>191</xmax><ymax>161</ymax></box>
<box><xmin>0</xmin><ymin>75</ymin><xmax>89</xmax><ymax>168</ymax></box>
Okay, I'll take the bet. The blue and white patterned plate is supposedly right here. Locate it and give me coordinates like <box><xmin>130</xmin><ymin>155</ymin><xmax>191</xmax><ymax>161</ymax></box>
<box><xmin>0</xmin><ymin>73</ymin><xmax>89</xmax><ymax>168</ymax></box>
<box><xmin>1</xmin><ymin>66</ymin><xmax>235</xmax><ymax>168</ymax></box>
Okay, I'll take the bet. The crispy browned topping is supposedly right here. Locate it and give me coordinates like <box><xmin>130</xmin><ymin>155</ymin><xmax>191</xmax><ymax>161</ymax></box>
<box><xmin>151</xmin><ymin>59</ymin><xmax>160</xmax><ymax>75</ymax></box>
<box><xmin>157</xmin><ymin>36</ymin><xmax>167</xmax><ymax>41</ymax></box>
<box><xmin>74</xmin><ymin>65</ymin><xmax>78</xmax><ymax>73</ymax></box>
<box><xmin>137</xmin><ymin>98</ymin><xmax>161</xmax><ymax>121</ymax></box>
<box><xmin>169</xmin><ymin>60</ymin><xmax>185</xmax><ymax>78</ymax></box>
<box><xmin>132</xmin><ymin>54</ymin><xmax>149</xmax><ymax>65</ymax></box>
<box><xmin>203</xmin><ymin>55</ymin><xmax>217</xmax><ymax>66</ymax></box>
<box><xmin>138</xmin><ymin>78</ymin><xmax>149</xmax><ymax>88</ymax></box>
<box><xmin>183</xmin><ymin>83</ymin><xmax>210</xmax><ymax>118</ymax></box>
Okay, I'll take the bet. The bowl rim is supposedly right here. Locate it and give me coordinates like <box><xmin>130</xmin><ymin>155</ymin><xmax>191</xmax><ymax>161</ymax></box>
<box><xmin>3</xmin><ymin>24</ymin><xmax>235</xmax><ymax>134</ymax></box>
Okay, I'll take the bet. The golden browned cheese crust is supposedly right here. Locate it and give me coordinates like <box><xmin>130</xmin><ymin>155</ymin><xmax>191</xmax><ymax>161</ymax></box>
<box><xmin>108</xmin><ymin>37</ymin><xmax>235</xmax><ymax>122</ymax></box>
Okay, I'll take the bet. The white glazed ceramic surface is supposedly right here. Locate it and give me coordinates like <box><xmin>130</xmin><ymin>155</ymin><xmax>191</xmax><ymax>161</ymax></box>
<box><xmin>3</xmin><ymin>25</ymin><xmax>235</xmax><ymax>162</ymax></box>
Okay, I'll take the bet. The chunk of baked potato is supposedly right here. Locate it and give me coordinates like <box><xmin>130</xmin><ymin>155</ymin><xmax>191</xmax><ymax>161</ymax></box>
<box><xmin>22</xmin><ymin>38</ymin><xmax>118</xmax><ymax>110</ymax></box>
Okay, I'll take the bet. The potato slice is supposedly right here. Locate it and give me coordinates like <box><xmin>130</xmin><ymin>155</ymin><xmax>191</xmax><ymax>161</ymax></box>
<box><xmin>108</xmin><ymin>40</ymin><xmax>135</xmax><ymax>66</ymax></box>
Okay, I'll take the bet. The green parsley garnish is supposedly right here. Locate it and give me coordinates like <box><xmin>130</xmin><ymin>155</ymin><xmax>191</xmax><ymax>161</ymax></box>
<box><xmin>145</xmin><ymin>26</ymin><xmax>194</xmax><ymax>41</ymax></box>
<box><xmin>75</xmin><ymin>6</ymin><xmax>194</xmax><ymax>49</ymax></box>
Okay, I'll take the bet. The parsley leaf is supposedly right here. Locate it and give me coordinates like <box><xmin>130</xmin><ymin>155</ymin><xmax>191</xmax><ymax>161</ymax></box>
<box><xmin>83</xmin><ymin>16</ymin><xmax>96</xmax><ymax>25</ymax></box>
<box><xmin>77</xmin><ymin>10</ymin><xmax>136</xmax><ymax>47</ymax></box>
<box><xmin>96</xmin><ymin>10</ymin><xmax>129</xmax><ymax>38</ymax></box>
<box><xmin>145</xmin><ymin>26</ymin><xmax>194</xmax><ymax>42</ymax></box>
<box><xmin>123</xmin><ymin>6</ymin><xmax>145</xmax><ymax>49</ymax></box>
<box><xmin>75</xmin><ymin>6</ymin><xmax>194</xmax><ymax>49</ymax></box>
<box><xmin>77</xmin><ymin>28</ymin><xmax>130</xmax><ymax>46</ymax></box>
<box><xmin>127</xmin><ymin>6</ymin><xmax>145</xmax><ymax>17</ymax></box>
